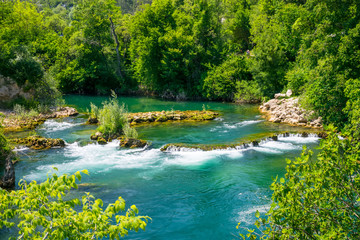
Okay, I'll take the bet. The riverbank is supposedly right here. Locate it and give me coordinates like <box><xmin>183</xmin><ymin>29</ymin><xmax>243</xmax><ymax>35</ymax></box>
<box><xmin>1</xmin><ymin>107</ymin><xmax>78</xmax><ymax>132</ymax></box>
<box><xmin>259</xmin><ymin>97</ymin><xmax>323</xmax><ymax>128</ymax></box>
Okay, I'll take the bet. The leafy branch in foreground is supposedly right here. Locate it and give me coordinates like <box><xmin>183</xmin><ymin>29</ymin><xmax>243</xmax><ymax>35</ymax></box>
<box><xmin>240</xmin><ymin>127</ymin><xmax>360</xmax><ymax>239</ymax></box>
<box><xmin>0</xmin><ymin>169</ymin><xmax>149</xmax><ymax>239</ymax></box>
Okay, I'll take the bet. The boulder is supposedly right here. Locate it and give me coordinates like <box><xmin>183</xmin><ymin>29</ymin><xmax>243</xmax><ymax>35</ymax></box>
<box><xmin>90</xmin><ymin>131</ymin><xmax>102</xmax><ymax>140</ymax></box>
<box><xmin>97</xmin><ymin>137</ymin><xmax>107</xmax><ymax>145</ymax></box>
<box><xmin>274</xmin><ymin>93</ymin><xmax>286</xmax><ymax>99</ymax></box>
<box><xmin>88</xmin><ymin>117</ymin><xmax>98</xmax><ymax>124</ymax></box>
<box><xmin>286</xmin><ymin>89</ymin><xmax>293</xmax><ymax>97</ymax></box>
<box><xmin>120</xmin><ymin>137</ymin><xmax>147</xmax><ymax>148</ymax></box>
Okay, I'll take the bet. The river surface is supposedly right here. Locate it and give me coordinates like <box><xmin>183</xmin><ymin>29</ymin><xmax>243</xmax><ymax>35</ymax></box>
<box><xmin>2</xmin><ymin>95</ymin><xmax>320</xmax><ymax>239</ymax></box>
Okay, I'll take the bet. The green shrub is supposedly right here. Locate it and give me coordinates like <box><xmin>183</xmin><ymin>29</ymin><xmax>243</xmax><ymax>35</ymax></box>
<box><xmin>88</xmin><ymin>102</ymin><xmax>99</xmax><ymax>119</ymax></box>
<box><xmin>0</xmin><ymin>124</ymin><xmax>10</xmax><ymax>162</ymax></box>
<box><xmin>97</xmin><ymin>93</ymin><xmax>138</xmax><ymax>138</ymax></box>
<box><xmin>13</xmin><ymin>104</ymin><xmax>39</xmax><ymax>119</ymax></box>
<box><xmin>123</xmin><ymin>124</ymin><xmax>138</xmax><ymax>139</ymax></box>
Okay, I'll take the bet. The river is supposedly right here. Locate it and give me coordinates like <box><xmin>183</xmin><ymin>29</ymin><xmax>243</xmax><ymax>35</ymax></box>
<box><xmin>2</xmin><ymin>95</ymin><xmax>320</xmax><ymax>239</ymax></box>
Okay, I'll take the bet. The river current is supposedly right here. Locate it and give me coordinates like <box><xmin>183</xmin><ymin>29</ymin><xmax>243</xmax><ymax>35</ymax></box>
<box><xmin>3</xmin><ymin>96</ymin><xmax>320</xmax><ymax>239</ymax></box>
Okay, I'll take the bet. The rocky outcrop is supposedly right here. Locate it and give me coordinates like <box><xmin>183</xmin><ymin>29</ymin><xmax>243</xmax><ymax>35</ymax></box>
<box><xmin>119</xmin><ymin>137</ymin><xmax>148</xmax><ymax>148</ymax></box>
<box><xmin>0</xmin><ymin>153</ymin><xmax>15</xmax><ymax>189</ymax></box>
<box><xmin>12</xmin><ymin>136</ymin><xmax>65</xmax><ymax>150</ymax></box>
<box><xmin>259</xmin><ymin>97</ymin><xmax>322</xmax><ymax>128</ymax></box>
<box><xmin>2</xmin><ymin>107</ymin><xmax>78</xmax><ymax>131</ymax></box>
<box><xmin>0</xmin><ymin>75</ymin><xmax>32</xmax><ymax>103</ymax></box>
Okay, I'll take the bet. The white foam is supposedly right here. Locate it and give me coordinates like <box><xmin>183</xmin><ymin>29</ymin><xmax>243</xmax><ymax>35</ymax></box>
<box><xmin>13</xmin><ymin>146</ymin><xmax>29</xmax><ymax>152</ymax></box>
<box><xmin>165</xmin><ymin>149</ymin><xmax>244</xmax><ymax>166</ymax></box>
<box><xmin>236</xmin><ymin>204</ymin><xmax>270</xmax><ymax>224</ymax></box>
<box><xmin>235</xmin><ymin>120</ymin><xmax>263</xmax><ymax>127</ymax></box>
<box><xmin>260</xmin><ymin>141</ymin><xmax>300</xmax><ymax>151</ymax></box>
<box><xmin>211</xmin><ymin>120</ymin><xmax>262</xmax><ymax>132</ymax></box>
<box><xmin>278</xmin><ymin>135</ymin><xmax>319</xmax><ymax>144</ymax></box>
<box><xmin>63</xmin><ymin>140</ymin><xmax>160</xmax><ymax>170</ymax></box>
<box><xmin>41</xmin><ymin>119</ymin><xmax>81</xmax><ymax>132</ymax></box>
<box><xmin>252</xmin><ymin>147</ymin><xmax>282</xmax><ymax>154</ymax></box>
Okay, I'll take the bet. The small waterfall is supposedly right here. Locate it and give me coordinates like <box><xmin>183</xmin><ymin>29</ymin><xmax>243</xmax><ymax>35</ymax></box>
<box><xmin>161</xmin><ymin>132</ymin><xmax>321</xmax><ymax>152</ymax></box>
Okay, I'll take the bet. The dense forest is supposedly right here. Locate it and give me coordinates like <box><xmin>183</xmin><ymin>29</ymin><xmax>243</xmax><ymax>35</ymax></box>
<box><xmin>0</xmin><ymin>0</ymin><xmax>357</xmax><ymax>127</ymax></box>
<box><xmin>1</xmin><ymin>0</ymin><xmax>360</xmax><ymax>239</ymax></box>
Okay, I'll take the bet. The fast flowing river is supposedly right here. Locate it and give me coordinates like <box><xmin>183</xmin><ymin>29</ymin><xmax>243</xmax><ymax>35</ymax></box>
<box><xmin>4</xmin><ymin>96</ymin><xmax>320</xmax><ymax>239</ymax></box>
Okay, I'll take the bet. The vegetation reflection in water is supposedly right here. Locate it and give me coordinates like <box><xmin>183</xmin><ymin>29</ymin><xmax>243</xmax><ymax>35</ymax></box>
<box><xmin>9</xmin><ymin>96</ymin><xmax>320</xmax><ymax>240</ymax></box>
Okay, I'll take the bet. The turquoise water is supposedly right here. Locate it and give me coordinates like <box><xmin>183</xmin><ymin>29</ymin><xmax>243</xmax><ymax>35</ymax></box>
<box><xmin>3</xmin><ymin>96</ymin><xmax>320</xmax><ymax>239</ymax></box>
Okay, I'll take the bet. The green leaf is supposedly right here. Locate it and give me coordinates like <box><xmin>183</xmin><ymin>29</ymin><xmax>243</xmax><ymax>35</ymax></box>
<box><xmin>255</xmin><ymin>210</ymin><xmax>260</xmax><ymax>218</ymax></box>
<box><xmin>75</xmin><ymin>171</ymin><xmax>82</xmax><ymax>181</ymax></box>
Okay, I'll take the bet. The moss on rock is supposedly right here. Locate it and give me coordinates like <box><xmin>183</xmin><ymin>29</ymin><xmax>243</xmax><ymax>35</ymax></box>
<box><xmin>12</xmin><ymin>136</ymin><xmax>65</xmax><ymax>150</ymax></box>
<box><xmin>97</xmin><ymin>137</ymin><xmax>107</xmax><ymax>145</ymax></box>
<box><xmin>119</xmin><ymin>137</ymin><xmax>148</xmax><ymax>148</ymax></box>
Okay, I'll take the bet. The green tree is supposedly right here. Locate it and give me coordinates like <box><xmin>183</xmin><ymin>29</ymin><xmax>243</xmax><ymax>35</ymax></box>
<box><xmin>241</xmin><ymin>128</ymin><xmax>360</xmax><ymax>239</ymax></box>
<box><xmin>55</xmin><ymin>0</ymin><xmax>126</xmax><ymax>94</ymax></box>
<box><xmin>129</xmin><ymin>0</ymin><xmax>224</xmax><ymax>98</ymax></box>
<box><xmin>202</xmin><ymin>54</ymin><xmax>253</xmax><ymax>101</ymax></box>
<box><xmin>0</xmin><ymin>0</ymin><xmax>62</xmax><ymax>107</ymax></box>
<box><xmin>249</xmin><ymin>0</ymin><xmax>307</xmax><ymax>97</ymax></box>
<box><xmin>0</xmin><ymin>170</ymin><xmax>149</xmax><ymax>239</ymax></box>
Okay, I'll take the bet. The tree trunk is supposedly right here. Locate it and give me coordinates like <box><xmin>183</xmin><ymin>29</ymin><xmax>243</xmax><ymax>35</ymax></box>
<box><xmin>0</xmin><ymin>153</ymin><xmax>15</xmax><ymax>189</ymax></box>
<box><xmin>109</xmin><ymin>17</ymin><xmax>124</xmax><ymax>80</ymax></box>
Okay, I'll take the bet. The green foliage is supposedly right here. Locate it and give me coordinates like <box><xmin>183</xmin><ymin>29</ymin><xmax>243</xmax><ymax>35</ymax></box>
<box><xmin>241</xmin><ymin>128</ymin><xmax>360</xmax><ymax>239</ymax></box>
<box><xmin>55</xmin><ymin>0</ymin><xmax>125</xmax><ymax>94</ymax></box>
<box><xmin>203</xmin><ymin>54</ymin><xmax>252</xmax><ymax>101</ymax></box>
<box><xmin>0</xmin><ymin>170</ymin><xmax>149</xmax><ymax>239</ymax></box>
<box><xmin>96</xmin><ymin>93</ymin><xmax>137</xmax><ymax>138</ymax></box>
<box><xmin>123</xmin><ymin>124</ymin><xmax>138</xmax><ymax>139</ymax></box>
<box><xmin>0</xmin><ymin>0</ymin><xmax>62</xmax><ymax>107</ymax></box>
<box><xmin>129</xmin><ymin>0</ymin><xmax>225</xmax><ymax>98</ymax></box>
<box><xmin>89</xmin><ymin>103</ymin><xmax>100</xmax><ymax>119</ymax></box>
<box><xmin>234</xmin><ymin>80</ymin><xmax>262</xmax><ymax>103</ymax></box>
<box><xmin>13</xmin><ymin>104</ymin><xmax>39</xmax><ymax>120</ymax></box>
<box><xmin>0</xmin><ymin>124</ymin><xmax>10</xmax><ymax>158</ymax></box>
